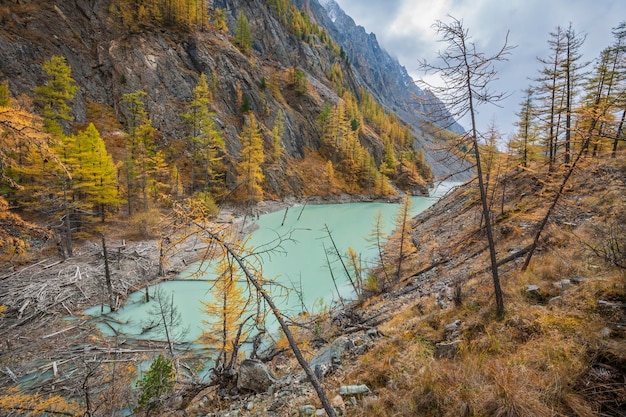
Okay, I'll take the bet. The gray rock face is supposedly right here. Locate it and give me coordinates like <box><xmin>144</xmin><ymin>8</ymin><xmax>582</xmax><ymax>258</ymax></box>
<box><xmin>308</xmin><ymin>336</ymin><xmax>351</xmax><ymax>379</ymax></box>
<box><xmin>0</xmin><ymin>0</ymin><xmax>464</xmax><ymax>192</ymax></box>
<box><xmin>236</xmin><ymin>359</ymin><xmax>276</xmax><ymax>393</ymax></box>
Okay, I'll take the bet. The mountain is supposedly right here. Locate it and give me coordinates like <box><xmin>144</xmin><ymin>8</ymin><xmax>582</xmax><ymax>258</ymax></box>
<box><xmin>0</xmin><ymin>0</ymin><xmax>464</xmax><ymax>201</ymax></box>
<box><xmin>316</xmin><ymin>0</ymin><xmax>462</xmax><ymax>131</ymax></box>
<box><xmin>305</xmin><ymin>0</ymin><xmax>467</xmax><ymax>175</ymax></box>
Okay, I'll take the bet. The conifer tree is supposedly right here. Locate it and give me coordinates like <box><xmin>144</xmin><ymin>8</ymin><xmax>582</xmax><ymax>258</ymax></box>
<box><xmin>32</xmin><ymin>55</ymin><xmax>78</xmax><ymax>136</ymax></box>
<box><xmin>237</xmin><ymin>114</ymin><xmax>265</xmax><ymax>204</ymax></box>
<box><xmin>0</xmin><ymin>80</ymin><xmax>9</xmax><ymax>107</ymax></box>
<box><xmin>419</xmin><ymin>17</ymin><xmax>512</xmax><ymax>317</ymax></box>
<box><xmin>213</xmin><ymin>8</ymin><xmax>228</xmax><ymax>32</ymax></box>
<box><xmin>122</xmin><ymin>90</ymin><xmax>158</xmax><ymax>214</ymax></box>
<box><xmin>534</xmin><ymin>26</ymin><xmax>566</xmax><ymax>170</ymax></box>
<box><xmin>383</xmin><ymin>195</ymin><xmax>416</xmax><ymax>285</ymax></box>
<box><xmin>199</xmin><ymin>250</ymin><xmax>250</xmax><ymax>378</ymax></box>
<box><xmin>134</xmin><ymin>354</ymin><xmax>175</xmax><ymax>416</ymax></box>
<box><xmin>514</xmin><ymin>88</ymin><xmax>537</xmax><ymax>167</ymax></box>
<box><xmin>181</xmin><ymin>73</ymin><xmax>226</xmax><ymax>194</ymax></box>
<box><xmin>69</xmin><ymin>123</ymin><xmax>121</xmax><ymax>222</ymax></box>
<box><xmin>270</xmin><ymin>110</ymin><xmax>285</xmax><ymax>164</ymax></box>
<box><xmin>365</xmin><ymin>210</ymin><xmax>390</xmax><ymax>290</ymax></box>
<box><xmin>235</xmin><ymin>11</ymin><xmax>252</xmax><ymax>52</ymax></box>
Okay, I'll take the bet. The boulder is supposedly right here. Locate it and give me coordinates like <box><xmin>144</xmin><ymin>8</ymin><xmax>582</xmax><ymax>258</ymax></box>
<box><xmin>308</xmin><ymin>336</ymin><xmax>351</xmax><ymax>379</ymax></box>
<box><xmin>444</xmin><ymin>319</ymin><xmax>462</xmax><ymax>341</ymax></box>
<box><xmin>236</xmin><ymin>359</ymin><xmax>276</xmax><ymax>393</ymax></box>
<box><xmin>299</xmin><ymin>405</ymin><xmax>316</xmax><ymax>416</ymax></box>
<box><xmin>434</xmin><ymin>340</ymin><xmax>462</xmax><ymax>359</ymax></box>
<box><xmin>339</xmin><ymin>384</ymin><xmax>370</xmax><ymax>396</ymax></box>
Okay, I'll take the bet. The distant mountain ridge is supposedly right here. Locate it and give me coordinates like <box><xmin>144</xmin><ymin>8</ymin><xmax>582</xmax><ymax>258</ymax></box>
<box><xmin>297</xmin><ymin>0</ymin><xmax>466</xmax><ymax>176</ymax></box>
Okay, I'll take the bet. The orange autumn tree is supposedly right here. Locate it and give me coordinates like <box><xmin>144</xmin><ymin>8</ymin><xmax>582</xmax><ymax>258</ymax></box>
<box><xmin>199</xmin><ymin>247</ymin><xmax>252</xmax><ymax>381</ymax></box>
<box><xmin>236</xmin><ymin>114</ymin><xmax>265</xmax><ymax>205</ymax></box>
<box><xmin>0</xmin><ymin>387</ymin><xmax>82</xmax><ymax>416</ymax></box>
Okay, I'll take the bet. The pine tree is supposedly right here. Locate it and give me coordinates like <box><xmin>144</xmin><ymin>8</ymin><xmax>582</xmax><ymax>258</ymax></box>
<box><xmin>134</xmin><ymin>354</ymin><xmax>175</xmax><ymax>416</ymax></box>
<box><xmin>237</xmin><ymin>114</ymin><xmax>265</xmax><ymax>204</ymax></box>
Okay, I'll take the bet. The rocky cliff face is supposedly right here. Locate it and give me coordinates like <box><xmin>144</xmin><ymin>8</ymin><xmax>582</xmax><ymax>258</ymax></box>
<box><xmin>0</xmin><ymin>0</ymin><xmax>464</xmax><ymax>194</ymax></box>
<box><xmin>304</xmin><ymin>0</ymin><xmax>468</xmax><ymax>178</ymax></box>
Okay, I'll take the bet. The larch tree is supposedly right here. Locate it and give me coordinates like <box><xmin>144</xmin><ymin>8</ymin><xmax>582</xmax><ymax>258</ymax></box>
<box><xmin>534</xmin><ymin>26</ymin><xmax>566</xmax><ymax>171</ymax></box>
<box><xmin>213</xmin><ymin>8</ymin><xmax>228</xmax><ymax>32</ymax></box>
<box><xmin>122</xmin><ymin>90</ymin><xmax>158</xmax><ymax>215</ymax></box>
<box><xmin>383</xmin><ymin>194</ymin><xmax>417</xmax><ymax>286</ymax></box>
<box><xmin>365</xmin><ymin>210</ymin><xmax>390</xmax><ymax>291</ymax></box>
<box><xmin>69</xmin><ymin>123</ymin><xmax>121</xmax><ymax>222</ymax></box>
<box><xmin>0</xmin><ymin>101</ymin><xmax>57</xmax><ymax>257</ymax></box>
<box><xmin>237</xmin><ymin>114</ymin><xmax>265</xmax><ymax>205</ymax></box>
<box><xmin>561</xmin><ymin>24</ymin><xmax>588</xmax><ymax>164</ymax></box>
<box><xmin>235</xmin><ymin>11</ymin><xmax>252</xmax><ymax>52</ymax></box>
<box><xmin>32</xmin><ymin>55</ymin><xmax>78</xmax><ymax>137</ymax></box>
<box><xmin>31</xmin><ymin>55</ymin><xmax>78</xmax><ymax>256</ymax></box>
<box><xmin>419</xmin><ymin>16</ymin><xmax>513</xmax><ymax>318</ymax></box>
<box><xmin>199</xmin><ymin>250</ymin><xmax>251</xmax><ymax>382</ymax></box>
<box><xmin>513</xmin><ymin>88</ymin><xmax>537</xmax><ymax>167</ymax></box>
<box><xmin>609</xmin><ymin>22</ymin><xmax>626</xmax><ymax>157</ymax></box>
<box><xmin>181</xmin><ymin>73</ymin><xmax>226</xmax><ymax>195</ymax></box>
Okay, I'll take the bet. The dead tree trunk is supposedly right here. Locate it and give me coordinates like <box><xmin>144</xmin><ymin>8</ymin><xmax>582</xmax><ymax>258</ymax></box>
<box><xmin>101</xmin><ymin>234</ymin><xmax>116</xmax><ymax>312</ymax></box>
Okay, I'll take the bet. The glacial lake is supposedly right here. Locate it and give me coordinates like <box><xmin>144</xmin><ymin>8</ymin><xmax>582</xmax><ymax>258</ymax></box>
<box><xmin>86</xmin><ymin>183</ymin><xmax>456</xmax><ymax>343</ymax></box>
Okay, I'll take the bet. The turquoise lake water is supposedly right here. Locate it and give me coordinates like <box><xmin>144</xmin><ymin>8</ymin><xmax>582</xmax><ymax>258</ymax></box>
<box><xmin>85</xmin><ymin>183</ymin><xmax>457</xmax><ymax>343</ymax></box>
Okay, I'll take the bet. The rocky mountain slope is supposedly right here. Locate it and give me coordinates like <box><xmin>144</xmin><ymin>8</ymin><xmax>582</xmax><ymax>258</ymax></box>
<box><xmin>0</xmin><ymin>0</ymin><xmax>462</xmax><ymax>198</ymax></box>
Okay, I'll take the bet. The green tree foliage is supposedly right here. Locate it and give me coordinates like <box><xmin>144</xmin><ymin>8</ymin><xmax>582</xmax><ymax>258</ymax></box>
<box><xmin>237</xmin><ymin>114</ymin><xmax>265</xmax><ymax>204</ymax></box>
<box><xmin>291</xmin><ymin>67</ymin><xmax>308</xmax><ymax>96</ymax></box>
<box><xmin>270</xmin><ymin>110</ymin><xmax>285</xmax><ymax>165</ymax></box>
<box><xmin>135</xmin><ymin>354</ymin><xmax>175</xmax><ymax>416</ymax></box>
<box><xmin>66</xmin><ymin>123</ymin><xmax>121</xmax><ymax>222</ymax></box>
<box><xmin>122</xmin><ymin>90</ymin><xmax>164</xmax><ymax>214</ymax></box>
<box><xmin>181</xmin><ymin>73</ymin><xmax>226</xmax><ymax>195</ymax></box>
<box><xmin>32</xmin><ymin>55</ymin><xmax>78</xmax><ymax>136</ymax></box>
<box><xmin>0</xmin><ymin>80</ymin><xmax>9</xmax><ymax>107</ymax></box>
<box><xmin>235</xmin><ymin>11</ymin><xmax>253</xmax><ymax>52</ymax></box>
<box><xmin>213</xmin><ymin>7</ymin><xmax>228</xmax><ymax>32</ymax></box>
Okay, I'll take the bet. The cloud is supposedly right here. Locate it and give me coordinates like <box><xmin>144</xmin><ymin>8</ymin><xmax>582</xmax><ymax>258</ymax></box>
<box><xmin>333</xmin><ymin>0</ymin><xmax>626</xmax><ymax>137</ymax></box>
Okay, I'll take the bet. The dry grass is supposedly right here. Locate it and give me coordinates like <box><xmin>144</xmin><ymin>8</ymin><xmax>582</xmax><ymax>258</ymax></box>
<box><xmin>341</xmin><ymin>154</ymin><xmax>626</xmax><ymax>416</ymax></box>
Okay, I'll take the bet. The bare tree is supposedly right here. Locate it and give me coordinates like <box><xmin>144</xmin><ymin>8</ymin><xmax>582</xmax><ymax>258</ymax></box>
<box><xmin>171</xmin><ymin>200</ymin><xmax>337</xmax><ymax>417</ymax></box>
<box><xmin>419</xmin><ymin>16</ymin><xmax>514</xmax><ymax>318</ymax></box>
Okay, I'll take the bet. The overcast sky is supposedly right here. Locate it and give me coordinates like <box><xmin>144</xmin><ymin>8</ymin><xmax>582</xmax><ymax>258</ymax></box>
<box><xmin>333</xmin><ymin>0</ymin><xmax>626</xmax><ymax>139</ymax></box>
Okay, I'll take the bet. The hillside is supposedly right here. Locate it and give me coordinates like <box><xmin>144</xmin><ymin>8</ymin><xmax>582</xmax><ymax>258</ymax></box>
<box><xmin>1</xmin><ymin>1</ymin><xmax>625</xmax><ymax>416</ymax></box>
<box><xmin>0</xmin><ymin>152</ymin><xmax>623</xmax><ymax>416</ymax></box>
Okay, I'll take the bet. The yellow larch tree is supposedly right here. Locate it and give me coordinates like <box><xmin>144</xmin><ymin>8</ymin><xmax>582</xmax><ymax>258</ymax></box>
<box><xmin>236</xmin><ymin>114</ymin><xmax>265</xmax><ymax>204</ymax></box>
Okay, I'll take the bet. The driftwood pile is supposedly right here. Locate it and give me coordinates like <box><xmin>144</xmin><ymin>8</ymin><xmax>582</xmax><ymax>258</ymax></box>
<box><xmin>0</xmin><ymin>239</ymin><xmax>164</xmax><ymax>393</ymax></box>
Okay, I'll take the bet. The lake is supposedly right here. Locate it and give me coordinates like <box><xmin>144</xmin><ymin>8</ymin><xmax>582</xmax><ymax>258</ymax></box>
<box><xmin>85</xmin><ymin>183</ymin><xmax>456</xmax><ymax>343</ymax></box>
